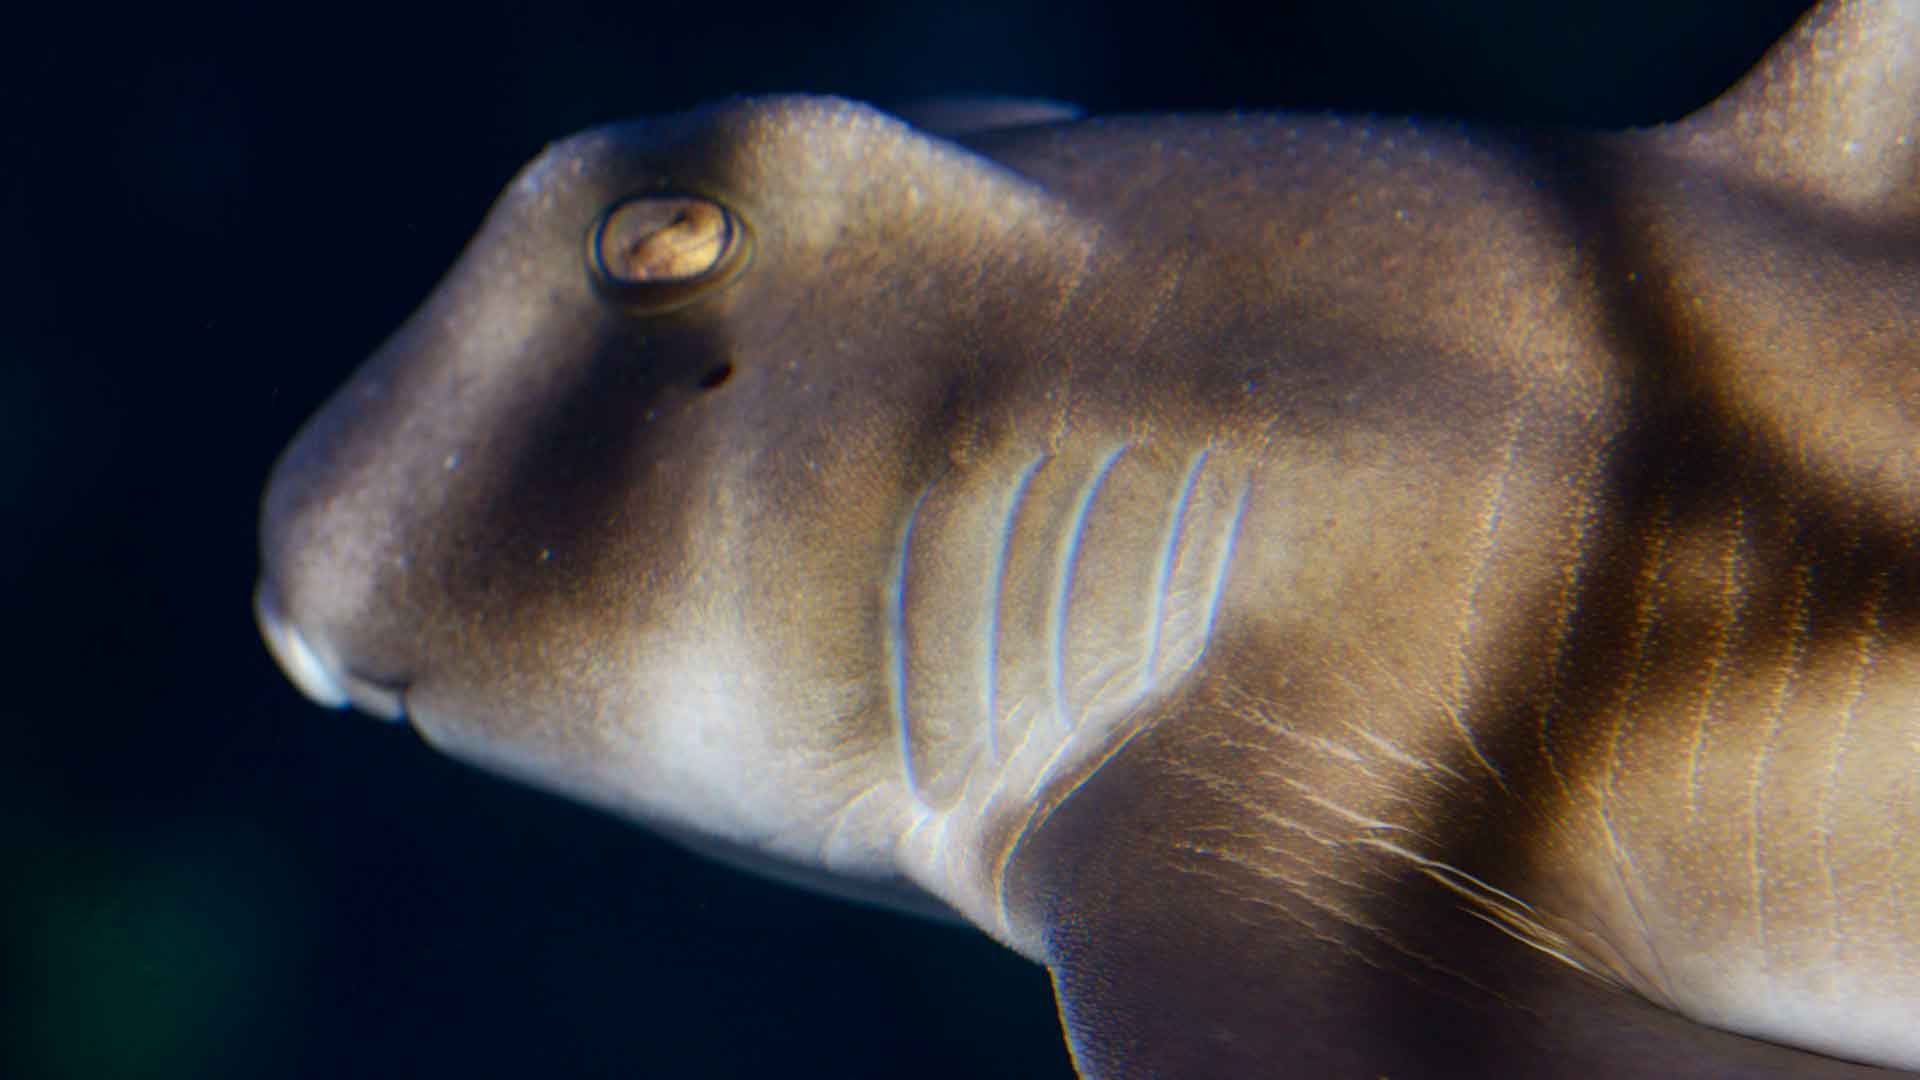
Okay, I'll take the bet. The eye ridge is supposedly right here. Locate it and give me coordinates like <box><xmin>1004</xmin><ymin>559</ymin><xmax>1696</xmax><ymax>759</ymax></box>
<box><xmin>588</xmin><ymin>193</ymin><xmax>751</xmax><ymax>311</ymax></box>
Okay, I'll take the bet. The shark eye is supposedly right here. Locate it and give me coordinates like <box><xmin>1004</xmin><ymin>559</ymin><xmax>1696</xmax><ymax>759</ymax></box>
<box><xmin>589</xmin><ymin>194</ymin><xmax>750</xmax><ymax>310</ymax></box>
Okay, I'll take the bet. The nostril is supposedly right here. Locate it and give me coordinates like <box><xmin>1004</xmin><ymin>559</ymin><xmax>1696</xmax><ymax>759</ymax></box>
<box><xmin>254</xmin><ymin>585</ymin><xmax>350</xmax><ymax>709</ymax></box>
<box><xmin>339</xmin><ymin>671</ymin><xmax>408</xmax><ymax>723</ymax></box>
<box><xmin>696</xmin><ymin>363</ymin><xmax>733</xmax><ymax>390</ymax></box>
<box><xmin>254</xmin><ymin>584</ymin><xmax>411</xmax><ymax>722</ymax></box>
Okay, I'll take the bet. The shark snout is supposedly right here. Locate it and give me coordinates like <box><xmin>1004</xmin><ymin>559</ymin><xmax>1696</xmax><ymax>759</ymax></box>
<box><xmin>254</xmin><ymin>584</ymin><xmax>407</xmax><ymax>721</ymax></box>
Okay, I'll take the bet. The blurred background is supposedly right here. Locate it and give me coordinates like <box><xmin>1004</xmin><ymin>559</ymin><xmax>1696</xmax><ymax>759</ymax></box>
<box><xmin>5</xmin><ymin>2</ymin><xmax>1813</xmax><ymax>1077</ymax></box>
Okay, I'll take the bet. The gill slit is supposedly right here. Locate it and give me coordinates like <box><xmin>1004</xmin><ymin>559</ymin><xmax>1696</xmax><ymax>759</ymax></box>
<box><xmin>1143</xmin><ymin>449</ymin><xmax>1209</xmax><ymax>685</ymax></box>
<box><xmin>1026</xmin><ymin>471</ymin><xmax>1249</xmax><ymax>802</ymax></box>
<box><xmin>1050</xmin><ymin>446</ymin><xmax>1128</xmax><ymax>732</ymax></box>
<box><xmin>887</xmin><ymin>485</ymin><xmax>934</xmax><ymax>808</ymax></box>
<box><xmin>984</xmin><ymin>455</ymin><xmax>1049</xmax><ymax>763</ymax></box>
<box><xmin>1448</xmin><ymin>408</ymin><xmax>1524</xmax><ymax>792</ymax></box>
<box><xmin>1199</xmin><ymin>482</ymin><xmax>1253</xmax><ymax>656</ymax></box>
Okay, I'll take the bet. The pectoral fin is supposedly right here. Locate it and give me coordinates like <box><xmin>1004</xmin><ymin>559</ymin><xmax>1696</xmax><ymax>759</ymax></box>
<box><xmin>1006</xmin><ymin>717</ymin><xmax>1898</xmax><ymax>1079</ymax></box>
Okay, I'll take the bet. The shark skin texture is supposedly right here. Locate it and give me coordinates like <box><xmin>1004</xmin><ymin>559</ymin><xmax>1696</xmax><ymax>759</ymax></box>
<box><xmin>256</xmin><ymin>1</ymin><xmax>1920</xmax><ymax>1075</ymax></box>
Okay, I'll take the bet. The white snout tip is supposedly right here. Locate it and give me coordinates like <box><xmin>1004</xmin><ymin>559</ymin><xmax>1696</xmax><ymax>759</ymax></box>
<box><xmin>254</xmin><ymin>585</ymin><xmax>350</xmax><ymax>709</ymax></box>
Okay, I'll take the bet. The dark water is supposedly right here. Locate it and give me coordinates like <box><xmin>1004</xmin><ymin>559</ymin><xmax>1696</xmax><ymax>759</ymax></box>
<box><xmin>4</xmin><ymin>2</ymin><xmax>1808</xmax><ymax>1077</ymax></box>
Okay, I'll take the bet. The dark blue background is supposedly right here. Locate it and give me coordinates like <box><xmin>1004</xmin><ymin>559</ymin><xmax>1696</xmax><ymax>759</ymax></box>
<box><xmin>5</xmin><ymin>2</ymin><xmax>1811</xmax><ymax>1077</ymax></box>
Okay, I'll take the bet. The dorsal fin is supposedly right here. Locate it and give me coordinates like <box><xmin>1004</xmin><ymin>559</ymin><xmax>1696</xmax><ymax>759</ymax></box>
<box><xmin>1675</xmin><ymin>0</ymin><xmax>1920</xmax><ymax>218</ymax></box>
<box><xmin>889</xmin><ymin>97</ymin><xmax>1083</xmax><ymax>139</ymax></box>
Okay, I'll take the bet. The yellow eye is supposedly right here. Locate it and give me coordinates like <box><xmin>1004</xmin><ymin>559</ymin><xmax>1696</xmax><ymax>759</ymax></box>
<box><xmin>589</xmin><ymin>194</ymin><xmax>750</xmax><ymax>310</ymax></box>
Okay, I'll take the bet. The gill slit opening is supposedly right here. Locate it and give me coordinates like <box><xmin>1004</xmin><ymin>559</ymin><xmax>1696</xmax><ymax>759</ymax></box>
<box><xmin>1050</xmin><ymin>446</ymin><xmax>1129</xmax><ymax>732</ymax></box>
<box><xmin>1198</xmin><ymin>482</ymin><xmax>1253</xmax><ymax>654</ymax></box>
<box><xmin>1144</xmin><ymin>449</ymin><xmax>1210</xmax><ymax>685</ymax></box>
<box><xmin>984</xmin><ymin>455</ymin><xmax>1050</xmax><ymax>762</ymax></box>
<box><xmin>887</xmin><ymin>485</ymin><xmax>935</xmax><ymax>808</ymax></box>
